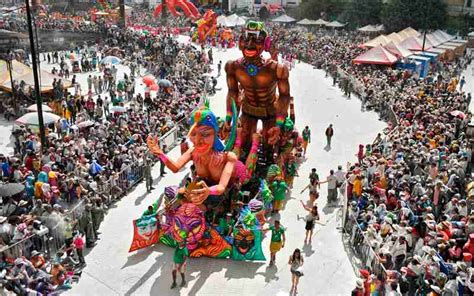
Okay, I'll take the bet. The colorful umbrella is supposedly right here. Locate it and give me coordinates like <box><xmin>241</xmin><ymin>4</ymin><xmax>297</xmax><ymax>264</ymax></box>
<box><xmin>26</xmin><ymin>104</ymin><xmax>53</xmax><ymax>112</ymax></box>
<box><xmin>450</xmin><ymin>110</ymin><xmax>466</xmax><ymax>119</ymax></box>
<box><xmin>15</xmin><ymin>112</ymin><xmax>61</xmax><ymax>126</ymax></box>
<box><xmin>149</xmin><ymin>84</ymin><xmax>159</xmax><ymax>91</ymax></box>
<box><xmin>142</xmin><ymin>75</ymin><xmax>155</xmax><ymax>85</ymax></box>
<box><xmin>110</xmin><ymin>106</ymin><xmax>126</xmax><ymax>113</ymax></box>
<box><xmin>158</xmin><ymin>79</ymin><xmax>172</xmax><ymax>88</ymax></box>
<box><xmin>77</xmin><ymin>120</ymin><xmax>95</xmax><ymax>128</ymax></box>
<box><xmin>100</xmin><ymin>56</ymin><xmax>121</xmax><ymax>65</ymax></box>
<box><xmin>90</xmin><ymin>160</ymin><xmax>104</xmax><ymax>175</ymax></box>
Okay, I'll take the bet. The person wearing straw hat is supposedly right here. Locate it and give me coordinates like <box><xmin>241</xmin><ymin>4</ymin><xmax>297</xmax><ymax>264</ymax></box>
<box><xmin>351</xmin><ymin>278</ymin><xmax>364</xmax><ymax>296</ymax></box>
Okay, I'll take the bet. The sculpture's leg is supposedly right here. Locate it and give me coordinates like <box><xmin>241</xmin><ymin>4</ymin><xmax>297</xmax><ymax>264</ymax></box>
<box><xmin>262</xmin><ymin>117</ymin><xmax>277</xmax><ymax>164</ymax></box>
<box><xmin>153</xmin><ymin>4</ymin><xmax>163</xmax><ymax>17</ymax></box>
<box><xmin>167</xmin><ymin>3</ymin><xmax>182</xmax><ymax>17</ymax></box>
<box><xmin>184</xmin><ymin>0</ymin><xmax>201</xmax><ymax>19</ymax></box>
<box><xmin>176</xmin><ymin>0</ymin><xmax>194</xmax><ymax>18</ymax></box>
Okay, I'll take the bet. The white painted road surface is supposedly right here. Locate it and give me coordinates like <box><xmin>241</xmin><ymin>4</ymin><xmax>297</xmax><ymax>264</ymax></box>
<box><xmin>68</xmin><ymin>44</ymin><xmax>386</xmax><ymax>296</ymax></box>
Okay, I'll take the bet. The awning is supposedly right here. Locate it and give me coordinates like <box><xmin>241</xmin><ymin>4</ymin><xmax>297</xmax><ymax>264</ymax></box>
<box><xmin>384</xmin><ymin>42</ymin><xmax>413</xmax><ymax>58</ymax></box>
<box><xmin>426</xmin><ymin>47</ymin><xmax>446</xmax><ymax>55</ymax></box>
<box><xmin>361</xmin><ymin>35</ymin><xmax>391</xmax><ymax>48</ymax></box>
<box><xmin>0</xmin><ymin>60</ymin><xmax>72</xmax><ymax>93</ymax></box>
<box><xmin>436</xmin><ymin>44</ymin><xmax>459</xmax><ymax>50</ymax></box>
<box><xmin>325</xmin><ymin>21</ymin><xmax>346</xmax><ymax>28</ymax></box>
<box><xmin>313</xmin><ymin>18</ymin><xmax>328</xmax><ymax>25</ymax></box>
<box><xmin>217</xmin><ymin>15</ymin><xmax>232</xmax><ymax>27</ymax></box>
<box><xmin>433</xmin><ymin>30</ymin><xmax>454</xmax><ymax>42</ymax></box>
<box><xmin>357</xmin><ymin>25</ymin><xmax>379</xmax><ymax>32</ymax></box>
<box><xmin>398</xmin><ymin>27</ymin><xmax>420</xmax><ymax>38</ymax></box>
<box><xmin>297</xmin><ymin>18</ymin><xmax>316</xmax><ymax>25</ymax></box>
<box><xmin>426</xmin><ymin>33</ymin><xmax>444</xmax><ymax>47</ymax></box>
<box><xmin>399</xmin><ymin>36</ymin><xmax>431</xmax><ymax>51</ymax></box>
<box><xmin>271</xmin><ymin>14</ymin><xmax>296</xmax><ymax>23</ymax></box>
<box><xmin>353</xmin><ymin>46</ymin><xmax>398</xmax><ymax>65</ymax></box>
<box><xmin>226</xmin><ymin>14</ymin><xmax>246</xmax><ymax>26</ymax></box>
<box><xmin>386</xmin><ymin>32</ymin><xmax>404</xmax><ymax>43</ymax></box>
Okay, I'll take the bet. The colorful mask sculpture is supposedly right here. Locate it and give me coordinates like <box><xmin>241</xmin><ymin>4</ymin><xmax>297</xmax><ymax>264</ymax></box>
<box><xmin>231</xmin><ymin>206</ymin><xmax>265</xmax><ymax>261</ymax></box>
<box><xmin>160</xmin><ymin>200</ymin><xmax>231</xmax><ymax>258</ymax></box>
<box><xmin>195</xmin><ymin>10</ymin><xmax>218</xmax><ymax>44</ymax></box>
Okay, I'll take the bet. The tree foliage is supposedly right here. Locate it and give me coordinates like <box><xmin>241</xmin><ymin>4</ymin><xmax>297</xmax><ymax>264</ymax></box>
<box><xmin>346</xmin><ymin>0</ymin><xmax>382</xmax><ymax>27</ymax></box>
<box><xmin>381</xmin><ymin>0</ymin><xmax>447</xmax><ymax>32</ymax></box>
<box><xmin>299</xmin><ymin>0</ymin><xmax>347</xmax><ymax>21</ymax></box>
<box><xmin>259</xmin><ymin>6</ymin><xmax>270</xmax><ymax>20</ymax></box>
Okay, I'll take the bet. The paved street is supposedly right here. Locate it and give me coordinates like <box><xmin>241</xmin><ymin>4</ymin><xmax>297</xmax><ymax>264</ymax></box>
<box><xmin>69</xmin><ymin>44</ymin><xmax>386</xmax><ymax>296</ymax></box>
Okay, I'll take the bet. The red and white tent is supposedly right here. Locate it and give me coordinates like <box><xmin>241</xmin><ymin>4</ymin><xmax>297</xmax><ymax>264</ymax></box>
<box><xmin>353</xmin><ymin>46</ymin><xmax>398</xmax><ymax>65</ymax></box>
<box><xmin>399</xmin><ymin>36</ymin><xmax>432</xmax><ymax>51</ymax></box>
<box><xmin>384</xmin><ymin>42</ymin><xmax>413</xmax><ymax>58</ymax></box>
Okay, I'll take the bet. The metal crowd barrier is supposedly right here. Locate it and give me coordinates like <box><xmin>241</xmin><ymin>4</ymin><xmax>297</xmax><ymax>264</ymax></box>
<box><xmin>0</xmin><ymin>199</ymin><xmax>86</xmax><ymax>261</ymax></box>
<box><xmin>343</xmin><ymin>209</ymin><xmax>387</xmax><ymax>279</ymax></box>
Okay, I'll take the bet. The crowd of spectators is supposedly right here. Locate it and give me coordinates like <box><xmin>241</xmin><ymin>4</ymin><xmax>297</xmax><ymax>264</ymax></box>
<box><xmin>267</xmin><ymin>24</ymin><xmax>474</xmax><ymax>295</ymax></box>
<box><xmin>0</xmin><ymin>19</ymin><xmax>210</xmax><ymax>293</ymax></box>
<box><xmin>1</xmin><ymin>10</ymin><xmax>474</xmax><ymax>294</ymax></box>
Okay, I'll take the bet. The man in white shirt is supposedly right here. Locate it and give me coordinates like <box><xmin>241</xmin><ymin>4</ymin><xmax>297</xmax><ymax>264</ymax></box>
<box><xmin>321</xmin><ymin>170</ymin><xmax>338</xmax><ymax>206</ymax></box>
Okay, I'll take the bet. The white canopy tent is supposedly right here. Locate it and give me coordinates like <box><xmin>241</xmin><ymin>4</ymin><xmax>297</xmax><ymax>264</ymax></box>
<box><xmin>271</xmin><ymin>14</ymin><xmax>296</xmax><ymax>23</ymax></box>
<box><xmin>326</xmin><ymin>21</ymin><xmax>346</xmax><ymax>28</ymax></box>
<box><xmin>297</xmin><ymin>18</ymin><xmax>316</xmax><ymax>26</ymax></box>
<box><xmin>357</xmin><ymin>25</ymin><xmax>379</xmax><ymax>33</ymax></box>
<box><xmin>219</xmin><ymin>14</ymin><xmax>246</xmax><ymax>27</ymax></box>
<box><xmin>313</xmin><ymin>19</ymin><xmax>329</xmax><ymax>26</ymax></box>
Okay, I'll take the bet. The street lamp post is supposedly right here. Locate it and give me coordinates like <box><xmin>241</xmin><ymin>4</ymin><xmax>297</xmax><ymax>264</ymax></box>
<box><xmin>25</xmin><ymin>0</ymin><xmax>47</xmax><ymax>152</ymax></box>
<box><xmin>162</xmin><ymin>0</ymin><xmax>168</xmax><ymax>25</ymax></box>
<box><xmin>119</xmin><ymin>0</ymin><xmax>126</xmax><ymax>28</ymax></box>
<box><xmin>4</xmin><ymin>52</ymin><xmax>17</xmax><ymax>114</ymax></box>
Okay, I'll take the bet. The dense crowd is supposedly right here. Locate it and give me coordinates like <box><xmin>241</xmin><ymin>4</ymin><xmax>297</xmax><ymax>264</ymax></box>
<box><xmin>268</xmin><ymin>24</ymin><xmax>474</xmax><ymax>295</ymax></box>
<box><xmin>1</xmin><ymin>8</ymin><xmax>474</xmax><ymax>294</ymax></box>
<box><xmin>0</xmin><ymin>21</ymin><xmax>210</xmax><ymax>294</ymax></box>
<box><xmin>1</xmin><ymin>11</ymin><xmax>101</xmax><ymax>33</ymax></box>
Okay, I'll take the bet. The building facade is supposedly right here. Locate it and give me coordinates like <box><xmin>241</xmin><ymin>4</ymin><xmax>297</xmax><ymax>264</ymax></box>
<box><xmin>444</xmin><ymin>0</ymin><xmax>474</xmax><ymax>15</ymax></box>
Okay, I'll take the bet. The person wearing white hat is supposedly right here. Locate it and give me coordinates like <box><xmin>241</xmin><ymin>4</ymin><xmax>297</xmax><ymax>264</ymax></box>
<box><xmin>351</xmin><ymin>278</ymin><xmax>364</xmax><ymax>295</ymax></box>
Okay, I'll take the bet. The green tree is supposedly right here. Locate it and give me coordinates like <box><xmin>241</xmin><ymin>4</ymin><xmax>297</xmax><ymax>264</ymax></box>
<box><xmin>299</xmin><ymin>0</ymin><xmax>347</xmax><ymax>21</ymax></box>
<box><xmin>346</xmin><ymin>0</ymin><xmax>382</xmax><ymax>27</ymax></box>
<box><xmin>259</xmin><ymin>6</ymin><xmax>270</xmax><ymax>20</ymax></box>
<box><xmin>381</xmin><ymin>0</ymin><xmax>446</xmax><ymax>32</ymax></box>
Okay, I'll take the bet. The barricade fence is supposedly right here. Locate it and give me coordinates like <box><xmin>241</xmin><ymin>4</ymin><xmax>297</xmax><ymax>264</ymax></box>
<box><xmin>0</xmin><ymin>199</ymin><xmax>86</xmax><ymax>261</ymax></box>
<box><xmin>343</xmin><ymin>209</ymin><xmax>387</xmax><ymax>279</ymax></box>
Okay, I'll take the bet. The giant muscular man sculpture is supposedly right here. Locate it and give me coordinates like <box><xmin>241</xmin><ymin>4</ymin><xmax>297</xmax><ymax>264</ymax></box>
<box><xmin>225</xmin><ymin>21</ymin><xmax>291</xmax><ymax>155</ymax></box>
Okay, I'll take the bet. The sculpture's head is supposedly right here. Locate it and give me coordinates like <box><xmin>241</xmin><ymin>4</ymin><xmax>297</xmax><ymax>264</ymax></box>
<box><xmin>239</xmin><ymin>21</ymin><xmax>270</xmax><ymax>60</ymax></box>
<box><xmin>170</xmin><ymin>203</ymin><xmax>206</xmax><ymax>251</ymax></box>
<box><xmin>233</xmin><ymin>228</ymin><xmax>255</xmax><ymax>255</ymax></box>
<box><xmin>203</xmin><ymin>9</ymin><xmax>217</xmax><ymax>23</ymax></box>
<box><xmin>188</xmin><ymin>101</ymin><xmax>224</xmax><ymax>153</ymax></box>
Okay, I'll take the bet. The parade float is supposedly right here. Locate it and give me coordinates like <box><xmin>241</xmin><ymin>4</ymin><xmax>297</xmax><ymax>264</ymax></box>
<box><xmin>129</xmin><ymin>21</ymin><xmax>301</xmax><ymax>261</ymax></box>
<box><xmin>153</xmin><ymin>0</ymin><xmax>201</xmax><ymax>21</ymax></box>
<box><xmin>193</xmin><ymin>10</ymin><xmax>218</xmax><ymax>44</ymax></box>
